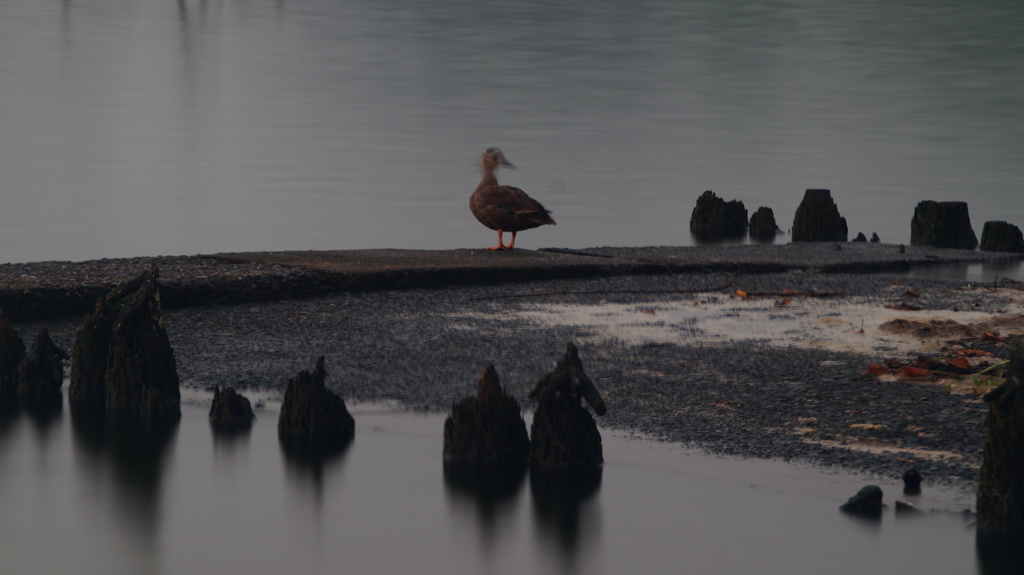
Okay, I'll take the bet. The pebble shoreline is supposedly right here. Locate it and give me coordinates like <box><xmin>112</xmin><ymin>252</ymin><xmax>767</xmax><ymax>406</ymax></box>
<box><xmin>5</xmin><ymin>243</ymin><xmax>1024</xmax><ymax>495</ymax></box>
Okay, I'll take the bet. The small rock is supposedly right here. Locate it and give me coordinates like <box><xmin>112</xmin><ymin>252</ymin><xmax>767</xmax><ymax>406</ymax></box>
<box><xmin>840</xmin><ymin>485</ymin><xmax>884</xmax><ymax>517</ymax></box>
<box><xmin>895</xmin><ymin>500</ymin><xmax>923</xmax><ymax>514</ymax></box>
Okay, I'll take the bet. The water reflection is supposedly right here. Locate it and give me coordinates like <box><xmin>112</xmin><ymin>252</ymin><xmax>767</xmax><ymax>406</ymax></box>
<box><xmin>279</xmin><ymin>437</ymin><xmax>352</xmax><ymax>503</ymax></box>
<box><xmin>907</xmin><ymin>260</ymin><xmax>1024</xmax><ymax>283</ymax></box>
<box><xmin>69</xmin><ymin>404</ymin><xmax>180</xmax><ymax>569</ymax></box>
<box><xmin>976</xmin><ymin>530</ymin><xmax>1024</xmax><ymax>575</ymax></box>
<box><xmin>19</xmin><ymin>394</ymin><xmax>64</xmax><ymax>440</ymax></box>
<box><xmin>529</xmin><ymin>465</ymin><xmax>603</xmax><ymax>570</ymax></box>
<box><xmin>443</xmin><ymin>461</ymin><xmax>528</xmax><ymax>551</ymax></box>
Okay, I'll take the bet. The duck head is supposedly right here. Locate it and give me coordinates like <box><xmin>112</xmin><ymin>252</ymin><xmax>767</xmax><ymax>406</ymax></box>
<box><xmin>481</xmin><ymin>147</ymin><xmax>516</xmax><ymax>173</ymax></box>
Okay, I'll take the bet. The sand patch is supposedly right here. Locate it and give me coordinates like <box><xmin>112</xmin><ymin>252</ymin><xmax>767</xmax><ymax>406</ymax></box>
<box><xmin>458</xmin><ymin>289</ymin><xmax>1024</xmax><ymax>356</ymax></box>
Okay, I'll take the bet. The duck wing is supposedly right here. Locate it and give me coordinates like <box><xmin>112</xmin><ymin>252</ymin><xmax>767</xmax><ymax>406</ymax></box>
<box><xmin>471</xmin><ymin>185</ymin><xmax>556</xmax><ymax>231</ymax></box>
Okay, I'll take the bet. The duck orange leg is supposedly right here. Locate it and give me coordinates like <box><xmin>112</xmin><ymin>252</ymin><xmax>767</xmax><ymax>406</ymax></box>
<box><xmin>507</xmin><ymin>231</ymin><xmax>518</xmax><ymax>249</ymax></box>
<box><xmin>485</xmin><ymin>229</ymin><xmax>508</xmax><ymax>250</ymax></box>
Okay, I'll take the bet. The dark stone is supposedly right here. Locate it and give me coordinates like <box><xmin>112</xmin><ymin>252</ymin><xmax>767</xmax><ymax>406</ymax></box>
<box><xmin>903</xmin><ymin>468</ymin><xmax>922</xmax><ymax>495</ymax></box>
<box><xmin>689</xmin><ymin>190</ymin><xmax>748</xmax><ymax>240</ymax></box>
<box><xmin>792</xmin><ymin>189</ymin><xmax>848</xmax><ymax>242</ymax></box>
<box><xmin>0</xmin><ymin>309</ymin><xmax>25</xmax><ymax>399</ymax></box>
<box><xmin>443</xmin><ymin>364</ymin><xmax>530</xmax><ymax>463</ymax></box>
<box><xmin>840</xmin><ymin>485</ymin><xmax>884</xmax><ymax>517</ymax></box>
<box><xmin>870</xmin><ymin>232</ymin><xmax>881</xmax><ymax>243</ymax></box>
<box><xmin>748</xmin><ymin>206</ymin><xmax>780</xmax><ymax>240</ymax></box>
<box><xmin>278</xmin><ymin>356</ymin><xmax>354</xmax><ymax>452</ymax></box>
<box><xmin>528</xmin><ymin>343</ymin><xmax>605</xmax><ymax>467</ymax></box>
<box><xmin>209</xmin><ymin>385</ymin><xmax>255</xmax><ymax>431</ymax></box>
<box><xmin>17</xmin><ymin>327</ymin><xmax>68</xmax><ymax>399</ymax></box>
<box><xmin>852</xmin><ymin>232</ymin><xmax>868</xmax><ymax>243</ymax></box>
<box><xmin>910</xmin><ymin>200</ymin><xmax>978</xmax><ymax>250</ymax></box>
<box><xmin>976</xmin><ymin>339</ymin><xmax>1024</xmax><ymax>533</ymax></box>
<box><xmin>980</xmin><ymin>221</ymin><xmax>1024</xmax><ymax>253</ymax></box>
<box><xmin>102</xmin><ymin>264</ymin><xmax>181</xmax><ymax>420</ymax></box>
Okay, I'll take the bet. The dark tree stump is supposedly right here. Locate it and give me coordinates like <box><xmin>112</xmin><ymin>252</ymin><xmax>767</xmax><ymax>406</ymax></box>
<box><xmin>852</xmin><ymin>232</ymin><xmax>868</xmax><ymax>243</ymax></box>
<box><xmin>980</xmin><ymin>221</ymin><xmax>1024</xmax><ymax>253</ymax></box>
<box><xmin>69</xmin><ymin>300</ymin><xmax>113</xmax><ymax>407</ymax></box>
<box><xmin>748</xmin><ymin>206</ymin><xmax>781</xmax><ymax>240</ymax></box>
<box><xmin>689</xmin><ymin>190</ymin><xmax>748</xmax><ymax>240</ymax></box>
<box><xmin>17</xmin><ymin>327</ymin><xmax>67</xmax><ymax>399</ymax></box>
<box><xmin>278</xmin><ymin>356</ymin><xmax>354</xmax><ymax>452</ymax></box>
<box><xmin>976</xmin><ymin>339</ymin><xmax>1024</xmax><ymax>533</ymax></box>
<box><xmin>792</xmin><ymin>189</ymin><xmax>848</xmax><ymax>242</ymax></box>
<box><xmin>443</xmin><ymin>364</ymin><xmax>530</xmax><ymax>463</ymax></box>
<box><xmin>0</xmin><ymin>309</ymin><xmax>25</xmax><ymax>400</ymax></box>
<box><xmin>70</xmin><ymin>264</ymin><xmax>180</xmax><ymax>420</ymax></box>
<box><xmin>529</xmin><ymin>343</ymin><xmax>606</xmax><ymax>467</ymax></box>
<box><xmin>103</xmin><ymin>264</ymin><xmax>180</xmax><ymax>420</ymax></box>
<box><xmin>209</xmin><ymin>385</ymin><xmax>255</xmax><ymax>431</ymax></box>
<box><xmin>910</xmin><ymin>200</ymin><xmax>978</xmax><ymax>250</ymax></box>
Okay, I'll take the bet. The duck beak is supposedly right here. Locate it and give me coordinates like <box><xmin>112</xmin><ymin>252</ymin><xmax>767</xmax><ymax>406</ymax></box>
<box><xmin>501</xmin><ymin>157</ymin><xmax>516</xmax><ymax>169</ymax></box>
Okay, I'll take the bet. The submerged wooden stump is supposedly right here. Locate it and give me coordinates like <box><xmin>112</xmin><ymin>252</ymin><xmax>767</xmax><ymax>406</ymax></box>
<box><xmin>529</xmin><ymin>343</ymin><xmax>606</xmax><ymax>467</ymax></box>
<box><xmin>209</xmin><ymin>385</ymin><xmax>255</xmax><ymax>431</ymax></box>
<box><xmin>792</xmin><ymin>189</ymin><xmax>848</xmax><ymax>242</ymax></box>
<box><xmin>278</xmin><ymin>356</ymin><xmax>354</xmax><ymax>452</ymax></box>
<box><xmin>17</xmin><ymin>327</ymin><xmax>67</xmax><ymax>399</ymax></box>
<box><xmin>689</xmin><ymin>190</ymin><xmax>748</xmax><ymax>240</ymax></box>
<box><xmin>69</xmin><ymin>264</ymin><xmax>180</xmax><ymax>419</ymax></box>
<box><xmin>980</xmin><ymin>221</ymin><xmax>1024</xmax><ymax>253</ymax></box>
<box><xmin>69</xmin><ymin>300</ymin><xmax>113</xmax><ymax>406</ymax></box>
<box><xmin>748</xmin><ymin>206</ymin><xmax>780</xmax><ymax>240</ymax></box>
<box><xmin>0</xmin><ymin>309</ymin><xmax>25</xmax><ymax>399</ymax></box>
<box><xmin>910</xmin><ymin>200</ymin><xmax>978</xmax><ymax>250</ymax></box>
<box><xmin>443</xmin><ymin>364</ymin><xmax>530</xmax><ymax>463</ymax></box>
<box><xmin>976</xmin><ymin>339</ymin><xmax>1024</xmax><ymax>534</ymax></box>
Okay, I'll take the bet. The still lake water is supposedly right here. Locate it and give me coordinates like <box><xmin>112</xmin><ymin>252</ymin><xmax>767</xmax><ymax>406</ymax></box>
<box><xmin>2</xmin><ymin>395</ymin><xmax>1013</xmax><ymax>575</ymax></box>
<box><xmin>1</xmin><ymin>1</ymin><xmax>1023</xmax><ymax>264</ymax></box>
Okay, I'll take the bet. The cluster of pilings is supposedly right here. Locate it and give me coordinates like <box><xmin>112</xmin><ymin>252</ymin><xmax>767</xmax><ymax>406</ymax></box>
<box><xmin>688</xmin><ymin>189</ymin><xmax>1023</xmax><ymax>252</ymax></box>
<box><xmin>443</xmin><ymin>342</ymin><xmax>607</xmax><ymax>470</ymax></box>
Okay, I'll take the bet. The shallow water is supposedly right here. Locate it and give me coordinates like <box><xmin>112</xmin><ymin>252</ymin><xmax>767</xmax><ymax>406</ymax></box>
<box><xmin>1</xmin><ymin>1</ymin><xmax>1022</xmax><ymax>264</ymax></box>
<box><xmin>2</xmin><ymin>395</ymin><xmax>1016</xmax><ymax>575</ymax></box>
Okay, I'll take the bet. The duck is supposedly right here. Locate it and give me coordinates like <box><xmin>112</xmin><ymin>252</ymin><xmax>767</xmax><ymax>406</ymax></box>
<box><xmin>469</xmin><ymin>147</ymin><xmax>555</xmax><ymax>250</ymax></box>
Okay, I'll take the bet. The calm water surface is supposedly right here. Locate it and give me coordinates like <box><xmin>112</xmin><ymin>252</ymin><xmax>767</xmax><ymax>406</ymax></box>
<box><xmin>1</xmin><ymin>396</ymin><xmax>1016</xmax><ymax>575</ymax></box>
<box><xmin>1</xmin><ymin>1</ymin><xmax>1022</xmax><ymax>263</ymax></box>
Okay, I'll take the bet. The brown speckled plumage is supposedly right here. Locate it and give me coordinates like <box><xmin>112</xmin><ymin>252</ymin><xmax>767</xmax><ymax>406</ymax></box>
<box><xmin>469</xmin><ymin>147</ymin><xmax>555</xmax><ymax>250</ymax></box>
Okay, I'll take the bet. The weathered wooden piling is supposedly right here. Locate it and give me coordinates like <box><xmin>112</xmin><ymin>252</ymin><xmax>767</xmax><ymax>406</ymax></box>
<box><xmin>443</xmin><ymin>364</ymin><xmax>530</xmax><ymax>463</ymax></box>
<box><xmin>976</xmin><ymin>338</ymin><xmax>1024</xmax><ymax>533</ymax></box>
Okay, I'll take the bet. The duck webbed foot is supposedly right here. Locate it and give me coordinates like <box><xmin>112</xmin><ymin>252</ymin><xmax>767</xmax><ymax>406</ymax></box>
<box><xmin>485</xmin><ymin>229</ymin><xmax>511</xmax><ymax>250</ymax></box>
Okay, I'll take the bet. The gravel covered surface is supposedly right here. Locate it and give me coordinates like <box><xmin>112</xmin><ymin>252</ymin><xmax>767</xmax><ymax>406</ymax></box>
<box><xmin>13</xmin><ymin>256</ymin><xmax>1024</xmax><ymax>495</ymax></box>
